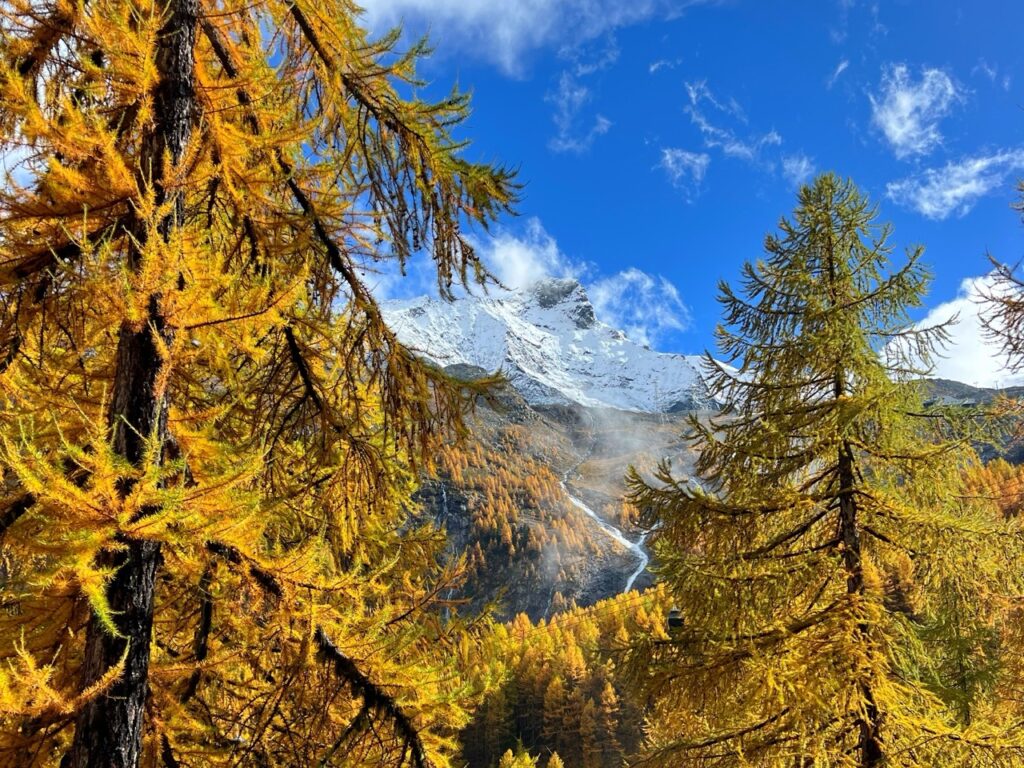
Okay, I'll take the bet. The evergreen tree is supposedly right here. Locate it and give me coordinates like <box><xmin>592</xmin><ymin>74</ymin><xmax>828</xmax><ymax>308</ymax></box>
<box><xmin>627</xmin><ymin>174</ymin><xmax>1021</xmax><ymax>766</ymax></box>
<box><xmin>0</xmin><ymin>0</ymin><xmax>514</xmax><ymax>765</ymax></box>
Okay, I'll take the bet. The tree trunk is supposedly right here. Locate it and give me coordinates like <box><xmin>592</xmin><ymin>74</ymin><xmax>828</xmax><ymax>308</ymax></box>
<box><xmin>837</xmin><ymin>439</ymin><xmax>883</xmax><ymax>767</ymax></box>
<box><xmin>69</xmin><ymin>0</ymin><xmax>197</xmax><ymax>764</ymax></box>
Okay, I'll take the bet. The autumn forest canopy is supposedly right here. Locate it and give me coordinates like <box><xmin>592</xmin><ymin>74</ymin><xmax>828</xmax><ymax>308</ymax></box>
<box><xmin>3</xmin><ymin>1</ymin><xmax>1024</xmax><ymax>767</ymax></box>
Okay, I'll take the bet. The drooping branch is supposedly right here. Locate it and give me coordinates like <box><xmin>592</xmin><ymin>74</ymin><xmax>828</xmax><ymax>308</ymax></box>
<box><xmin>283</xmin><ymin>325</ymin><xmax>324</xmax><ymax>411</ymax></box>
<box><xmin>313</xmin><ymin>626</ymin><xmax>430</xmax><ymax>768</ymax></box>
<box><xmin>204</xmin><ymin>538</ymin><xmax>432</xmax><ymax>767</ymax></box>
<box><xmin>204</xmin><ymin>540</ymin><xmax>283</xmax><ymax>599</ymax></box>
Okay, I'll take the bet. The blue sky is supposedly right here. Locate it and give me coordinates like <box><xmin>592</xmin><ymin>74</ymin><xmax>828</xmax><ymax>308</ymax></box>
<box><xmin>360</xmin><ymin>1</ymin><xmax>1024</xmax><ymax>387</ymax></box>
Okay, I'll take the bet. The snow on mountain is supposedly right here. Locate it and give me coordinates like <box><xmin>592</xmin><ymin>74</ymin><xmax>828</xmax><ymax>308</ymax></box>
<box><xmin>381</xmin><ymin>278</ymin><xmax>716</xmax><ymax>413</ymax></box>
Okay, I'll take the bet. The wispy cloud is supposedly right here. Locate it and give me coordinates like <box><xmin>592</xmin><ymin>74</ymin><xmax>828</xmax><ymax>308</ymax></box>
<box><xmin>869</xmin><ymin>64</ymin><xmax>964</xmax><ymax>159</ymax></box>
<box><xmin>886</xmin><ymin>149</ymin><xmax>1024</xmax><ymax>219</ymax></box>
<box><xmin>685</xmin><ymin>81</ymin><xmax>781</xmax><ymax>164</ymax></box>
<box><xmin>649</xmin><ymin>58</ymin><xmax>681</xmax><ymax>74</ymax></box>
<box><xmin>479</xmin><ymin>218</ymin><xmax>583</xmax><ymax>289</ymax></box>
<box><xmin>546</xmin><ymin>72</ymin><xmax>612</xmax><ymax>153</ymax></box>
<box><xmin>686</xmin><ymin>81</ymin><xmax>746</xmax><ymax>121</ymax></box>
<box><xmin>829</xmin><ymin>0</ymin><xmax>856</xmax><ymax>44</ymax></box>
<box><xmin>369</xmin><ymin>217</ymin><xmax>580</xmax><ymax>300</ymax></box>
<box><xmin>827</xmin><ymin>59</ymin><xmax>849</xmax><ymax>89</ymax></box>
<box><xmin>658</xmin><ymin>148</ymin><xmax>710</xmax><ymax>200</ymax></box>
<box><xmin>545</xmin><ymin>37</ymin><xmax>619</xmax><ymax>153</ymax></box>
<box><xmin>831</xmin><ymin>0</ymin><xmax>887</xmax><ymax>43</ymax></box>
<box><xmin>781</xmin><ymin>153</ymin><xmax>816</xmax><ymax>187</ymax></box>
<box><xmin>590</xmin><ymin>268</ymin><xmax>692</xmax><ymax>347</ymax></box>
<box><xmin>358</xmin><ymin>0</ymin><xmax>717</xmax><ymax>76</ymax></box>
<box><xmin>972</xmin><ymin>58</ymin><xmax>1012</xmax><ymax>91</ymax></box>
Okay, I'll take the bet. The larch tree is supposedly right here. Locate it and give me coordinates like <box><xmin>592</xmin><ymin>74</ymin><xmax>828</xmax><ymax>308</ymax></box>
<box><xmin>0</xmin><ymin>0</ymin><xmax>515</xmax><ymax>766</ymax></box>
<box><xmin>627</xmin><ymin>174</ymin><xmax>1021</xmax><ymax>767</ymax></box>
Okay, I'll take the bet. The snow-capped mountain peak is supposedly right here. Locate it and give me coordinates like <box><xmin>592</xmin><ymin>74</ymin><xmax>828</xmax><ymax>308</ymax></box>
<box><xmin>381</xmin><ymin>278</ymin><xmax>715</xmax><ymax>413</ymax></box>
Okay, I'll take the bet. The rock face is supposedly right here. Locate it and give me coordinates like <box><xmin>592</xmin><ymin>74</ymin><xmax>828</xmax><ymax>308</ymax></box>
<box><xmin>382</xmin><ymin>278</ymin><xmax>718</xmax><ymax>413</ymax></box>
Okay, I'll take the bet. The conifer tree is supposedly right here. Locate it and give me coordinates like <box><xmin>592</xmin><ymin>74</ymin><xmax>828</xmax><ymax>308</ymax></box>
<box><xmin>627</xmin><ymin>174</ymin><xmax>1021</xmax><ymax>766</ymax></box>
<box><xmin>0</xmin><ymin>0</ymin><xmax>514</xmax><ymax>765</ymax></box>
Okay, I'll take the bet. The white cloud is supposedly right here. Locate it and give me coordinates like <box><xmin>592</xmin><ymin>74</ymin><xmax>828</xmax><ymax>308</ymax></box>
<box><xmin>886</xmin><ymin>148</ymin><xmax>1024</xmax><ymax>220</ymax></box>
<box><xmin>827</xmin><ymin>59</ymin><xmax>849</xmax><ymax>89</ymax></box>
<box><xmin>659</xmin><ymin>148</ymin><xmax>710</xmax><ymax>200</ymax></box>
<box><xmin>478</xmin><ymin>218</ymin><xmax>581</xmax><ymax>290</ymax></box>
<box><xmin>685</xmin><ymin>81</ymin><xmax>781</xmax><ymax>164</ymax></box>
<box><xmin>358</xmin><ymin>0</ymin><xmax>715</xmax><ymax>76</ymax></box>
<box><xmin>589</xmin><ymin>268</ymin><xmax>692</xmax><ymax>347</ymax></box>
<box><xmin>649</xmin><ymin>58</ymin><xmax>681</xmax><ymax>74</ymax></box>
<box><xmin>910</xmin><ymin>274</ymin><xmax>1024</xmax><ymax>388</ymax></box>
<box><xmin>565</xmin><ymin>34</ymin><xmax>620</xmax><ymax>76</ymax></box>
<box><xmin>547</xmin><ymin>71</ymin><xmax>613</xmax><ymax>153</ymax></box>
<box><xmin>972</xmin><ymin>59</ymin><xmax>1013</xmax><ymax>92</ymax></box>
<box><xmin>830</xmin><ymin>0</ymin><xmax>856</xmax><ymax>42</ymax></box>
<box><xmin>869</xmin><ymin>64</ymin><xmax>964</xmax><ymax>159</ymax></box>
<box><xmin>974</xmin><ymin>59</ymin><xmax>998</xmax><ymax>82</ymax></box>
<box><xmin>781</xmin><ymin>153</ymin><xmax>816</xmax><ymax>187</ymax></box>
<box><xmin>830</xmin><ymin>0</ymin><xmax>886</xmax><ymax>44</ymax></box>
<box><xmin>686</xmin><ymin>80</ymin><xmax>746</xmax><ymax>121</ymax></box>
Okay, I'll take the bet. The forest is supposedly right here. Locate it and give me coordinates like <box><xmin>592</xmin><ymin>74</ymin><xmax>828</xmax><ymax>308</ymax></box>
<box><xmin>2</xmin><ymin>0</ymin><xmax>1024</xmax><ymax>766</ymax></box>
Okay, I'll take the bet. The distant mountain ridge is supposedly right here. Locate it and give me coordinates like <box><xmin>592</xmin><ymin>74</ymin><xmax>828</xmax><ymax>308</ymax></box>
<box><xmin>923</xmin><ymin>378</ymin><xmax>1024</xmax><ymax>406</ymax></box>
<box><xmin>382</xmin><ymin>278</ymin><xmax>718</xmax><ymax>413</ymax></box>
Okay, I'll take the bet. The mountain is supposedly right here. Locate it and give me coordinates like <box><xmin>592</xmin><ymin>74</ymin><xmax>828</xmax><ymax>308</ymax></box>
<box><xmin>380</xmin><ymin>279</ymin><xmax>719</xmax><ymax>619</ymax></box>
<box><xmin>381</xmin><ymin>278</ymin><xmax>717</xmax><ymax>413</ymax></box>
<box><xmin>923</xmin><ymin>378</ymin><xmax>1024</xmax><ymax>406</ymax></box>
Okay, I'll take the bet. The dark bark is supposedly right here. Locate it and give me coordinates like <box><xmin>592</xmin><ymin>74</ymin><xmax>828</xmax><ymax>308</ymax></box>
<box><xmin>314</xmin><ymin>627</ymin><xmax>430</xmax><ymax>768</ymax></box>
<box><xmin>838</xmin><ymin>438</ymin><xmax>883</xmax><ymax>767</ymax></box>
<box><xmin>179</xmin><ymin>566</ymin><xmax>214</xmax><ymax>704</ymax></box>
<box><xmin>68</xmin><ymin>0</ymin><xmax>197</xmax><ymax>764</ymax></box>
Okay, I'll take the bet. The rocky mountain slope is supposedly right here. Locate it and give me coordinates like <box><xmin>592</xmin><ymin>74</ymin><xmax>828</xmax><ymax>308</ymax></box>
<box><xmin>382</xmin><ymin>278</ymin><xmax>718</xmax><ymax>412</ymax></box>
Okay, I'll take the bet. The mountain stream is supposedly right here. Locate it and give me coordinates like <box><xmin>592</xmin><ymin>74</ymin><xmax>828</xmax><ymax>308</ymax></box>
<box><xmin>560</xmin><ymin>430</ymin><xmax>649</xmax><ymax>594</ymax></box>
